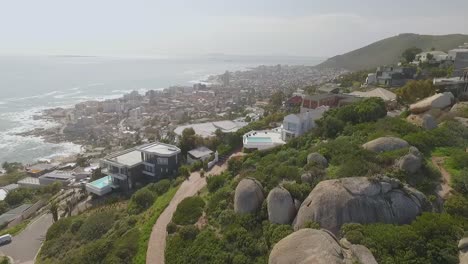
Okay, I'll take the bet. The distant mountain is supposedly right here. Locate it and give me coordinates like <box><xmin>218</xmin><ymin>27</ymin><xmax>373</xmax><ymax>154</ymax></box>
<box><xmin>317</xmin><ymin>33</ymin><xmax>468</xmax><ymax>71</ymax></box>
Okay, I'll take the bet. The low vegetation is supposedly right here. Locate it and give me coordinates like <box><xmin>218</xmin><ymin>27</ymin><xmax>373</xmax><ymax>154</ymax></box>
<box><xmin>37</xmin><ymin>180</ymin><xmax>179</xmax><ymax>264</ymax></box>
<box><xmin>165</xmin><ymin>97</ymin><xmax>468</xmax><ymax>264</ymax></box>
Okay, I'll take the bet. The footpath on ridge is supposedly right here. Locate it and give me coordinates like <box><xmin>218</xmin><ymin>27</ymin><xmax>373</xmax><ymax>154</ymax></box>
<box><xmin>146</xmin><ymin>152</ymin><xmax>242</xmax><ymax>264</ymax></box>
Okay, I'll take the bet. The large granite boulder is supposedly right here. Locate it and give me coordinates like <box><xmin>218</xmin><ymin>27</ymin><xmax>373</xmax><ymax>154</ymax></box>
<box><xmin>307</xmin><ymin>152</ymin><xmax>328</xmax><ymax>168</ymax></box>
<box><xmin>350</xmin><ymin>245</ymin><xmax>378</xmax><ymax>264</ymax></box>
<box><xmin>409</xmin><ymin>92</ymin><xmax>454</xmax><ymax>114</ymax></box>
<box><xmin>407</xmin><ymin>114</ymin><xmax>437</xmax><ymax>130</ymax></box>
<box><xmin>460</xmin><ymin>237</ymin><xmax>468</xmax><ymax>264</ymax></box>
<box><xmin>267</xmin><ymin>187</ymin><xmax>296</xmax><ymax>224</ymax></box>
<box><xmin>450</xmin><ymin>102</ymin><xmax>468</xmax><ymax>116</ymax></box>
<box><xmin>362</xmin><ymin>137</ymin><xmax>409</xmax><ymax>153</ymax></box>
<box><xmin>234</xmin><ymin>178</ymin><xmax>264</xmax><ymax>214</ymax></box>
<box><xmin>397</xmin><ymin>147</ymin><xmax>423</xmax><ymax>173</ymax></box>
<box><xmin>294</xmin><ymin>177</ymin><xmax>429</xmax><ymax>234</ymax></box>
<box><xmin>269</xmin><ymin>229</ymin><xmax>377</xmax><ymax>264</ymax></box>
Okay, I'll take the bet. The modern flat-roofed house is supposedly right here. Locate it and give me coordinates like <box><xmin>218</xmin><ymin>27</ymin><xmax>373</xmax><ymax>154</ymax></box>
<box><xmin>38</xmin><ymin>170</ymin><xmax>74</xmax><ymax>186</ymax></box>
<box><xmin>282</xmin><ymin>106</ymin><xmax>329</xmax><ymax>141</ymax></box>
<box><xmin>187</xmin><ymin>146</ymin><xmax>214</xmax><ymax>164</ymax></box>
<box><xmin>301</xmin><ymin>94</ymin><xmax>358</xmax><ymax>112</ymax></box>
<box><xmin>90</xmin><ymin>142</ymin><xmax>181</xmax><ymax>196</ymax></box>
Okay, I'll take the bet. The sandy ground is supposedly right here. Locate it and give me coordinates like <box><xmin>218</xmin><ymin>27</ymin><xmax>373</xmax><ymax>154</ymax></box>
<box><xmin>146</xmin><ymin>153</ymin><xmax>241</xmax><ymax>264</ymax></box>
<box><xmin>432</xmin><ymin>156</ymin><xmax>453</xmax><ymax>199</ymax></box>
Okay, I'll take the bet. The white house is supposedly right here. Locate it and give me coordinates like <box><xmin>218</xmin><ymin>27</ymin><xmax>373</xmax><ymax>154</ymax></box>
<box><xmin>243</xmin><ymin>128</ymin><xmax>285</xmax><ymax>151</ymax></box>
<box><xmin>414</xmin><ymin>51</ymin><xmax>448</xmax><ymax>64</ymax></box>
<box><xmin>282</xmin><ymin>106</ymin><xmax>329</xmax><ymax>141</ymax></box>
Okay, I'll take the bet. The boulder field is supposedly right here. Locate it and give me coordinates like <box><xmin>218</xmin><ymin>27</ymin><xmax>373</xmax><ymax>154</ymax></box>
<box><xmin>269</xmin><ymin>228</ymin><xmax>377</xmax><ymax>264</ymax></box>
<box><xmin>267</xmin><ymin>187</ymin><xmax>296</xmax><ymax>224</ymax></box>
<box><xmin>234</xmin><ymin>178</ymin><xmax>264</xmax><ymax>214</ymax></box>
<box><xmin>293</xmin><ymin>177</ymin><xmax>430</xmax><ymax>234</ymax></box>
<box><xmin>362</xmin><ymin>136</ymin><xmax>409</xmax><ymax>152</ymax></box>
<box><xmin>409</xmin><ymin>92</ymin><xmax>454</xmax><ymax>114</ymax></box>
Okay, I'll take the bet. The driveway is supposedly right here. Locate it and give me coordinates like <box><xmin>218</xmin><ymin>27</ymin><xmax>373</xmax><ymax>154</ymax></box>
<box><xmin>146</xmin><ymin>152</ymin><xmax>242</xmax><ymax>264</ymax></box>
<box><xmin>0</xmin><ymin>213</ymin><xmax>53</xmax><ymax>264</ymax></box>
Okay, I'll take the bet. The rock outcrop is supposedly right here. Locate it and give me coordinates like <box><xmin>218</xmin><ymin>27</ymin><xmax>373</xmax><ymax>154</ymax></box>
<box><xmin>234</xmin><ymin>178</ymin><xmax>264</xmax><ymax>214</ymax></box>
<box><xmin>397</xmin><ymin>147</ymin><xmax>423</xmax><ymax>173</ymax></box>
<box><xmin>409</xmin><ymin>92</ymin><xmax>454</xmax><ymax>114</ymax></box>
<box><xmin>450</xmin><ymin>102</ymin><xmax>468</xmax><ymax>116</ymax></box>
<box><xmin>460</xmin><ymin>237</ymin><xmax>468</xmax><ymax>264</ymax></box>
<box><xmin>267</xmin><ymin>187</ymin><xmax>296</xmax><ymax>224</ymax></box>
<box><xmin>362</xmin><ymin>137</ymin><xmax>409</xmax><ymax>153</ymax></box>
<box><xmin>294</xmin><ymin>177</ymin><xmax>429</xmax><ymax>234</ymax></box>
<box><xmin>407</xmin><ymin>114</ymin><xmax>437</xmax><ymax>130</ymax></box>
<box><xmin>269</xmin><ymin>229</ymin><xmax>377</xmax><ymax>264</ymax></box>
<box><xmin>307</xmin><ymin>152</ymin><xmax>328</xmax><ymax>168</ymax></box>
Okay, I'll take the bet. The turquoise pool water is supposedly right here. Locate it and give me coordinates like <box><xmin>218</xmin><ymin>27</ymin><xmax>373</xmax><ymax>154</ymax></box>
<box><xmin>89</xmin><ymin>176</ymin><xmax>112</xmax><ymax>189</ymax></box>
<box><xmin>247</xmin><ymin>137</ymin><xmax>273</xmax><ymax>143</ymax></box>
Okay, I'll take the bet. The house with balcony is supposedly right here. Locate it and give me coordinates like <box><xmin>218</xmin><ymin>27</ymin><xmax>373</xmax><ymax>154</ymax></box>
<box><xmin>87</xmin><ymin>142</ymin><xmax>181</xmax><ymax>196</ymax></box>
<box><xmin>282</xmin><ymin>106</ymin><xmax>329</xmax><ymax>141</ymax></box>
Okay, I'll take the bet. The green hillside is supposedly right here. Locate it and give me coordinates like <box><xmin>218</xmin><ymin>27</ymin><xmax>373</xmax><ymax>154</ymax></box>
<box><xmin>317</xmin><ymin>33</ymin><xmax>468</xmax><ymax>71</ymax></box>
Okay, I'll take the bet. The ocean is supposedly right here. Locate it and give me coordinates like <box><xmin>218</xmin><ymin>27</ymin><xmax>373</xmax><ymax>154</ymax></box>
<box><xmin>0</xmin><ymin>55</ymin><xmax>323</xmax><ymax>165</ymax></box>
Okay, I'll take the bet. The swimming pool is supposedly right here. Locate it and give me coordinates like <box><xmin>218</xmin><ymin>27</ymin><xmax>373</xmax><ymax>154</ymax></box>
<box><xmin>89</xmin><ymin>175</ymin><xmax>112</xmax><ymax>189</ymax></box>
<box><xmin>246</xmin><ymin>137</ymin><xmax>273</xmax><ymax>143</ymax></box>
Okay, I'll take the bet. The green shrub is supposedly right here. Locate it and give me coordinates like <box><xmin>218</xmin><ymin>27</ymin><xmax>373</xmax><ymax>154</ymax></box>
<box><xmin>173</xmin><ymin>196</ymin><xmax>205</xmax><ymax>225</ymax></box>
<box><xmin>345</xmin><ymin>230</ymin><xmax>364</xmax><ymax>244</ymax></box>
<box><xmin>70</xmin><ymin>219</ymin><xmax>84</xmax><ymax>234</ymax></box>
<box><xmin>452</xmin><ymin>169</ymin><xmax>468</xmax><ymax>195</ymax></box>
<box><xmin>282</xmin><ymin>183</ymin><xmax>311</xmax><ymax>202</ymax></box>
<box><xmin>78</xmin><ymin>211</ymin><xmax>115</xmax><ymax>241</ymax></box>
<box><xmin>445</xmin><ymin>194</ymin><xmax>468</xmax><ymax>218</ymax></box>
<box><xmin>127</xmin><ymin>187</ymin><xmax>157</xmax><ymax>214</ymax></box>
<box><xmin>46</xmin><ymin>217</ymin><xmax>72</xmax><ymax>240</ymax></box>
<box><xmin>167</xmin><ymin>222</ymin><xmax>177</xmax><ymax>234</ymax></box>
<box><xmin>179</xmin><ymin>225</ymin><xmax>199</xmax><ymax>240</ymax></box>
<box><xmin>149</xmin><ymin>179</ymin><xmax>171</xmax><ymax>195</ymax></box>
<box><xmin>207</xmin><ymin>173</ymin><xmax>227</xmax><ymax>193</ymax></box>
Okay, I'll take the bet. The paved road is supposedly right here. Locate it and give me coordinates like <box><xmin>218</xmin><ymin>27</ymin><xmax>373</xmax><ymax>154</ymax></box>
<box><xmin>146</xmin><ymin>153</ymin><xmax>241</xmax><ymax>264</ymax></box>
<box><xmin>0</xmin><ymin>213</ymin><xmax>53</xmax><ymax>264</ymax></box>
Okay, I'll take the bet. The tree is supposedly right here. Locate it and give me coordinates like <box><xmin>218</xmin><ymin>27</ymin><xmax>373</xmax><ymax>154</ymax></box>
<box><xmin>178</xmin><ymin>165</ymin><xmax>190</xmax><ymax>180</ymax></box>
<box><xmin>91</xmin><ymin>168</ymin><xmax>104</xmax><ymax>181</ymax></box>
<box><xmin>75</xmin><ymin>155</ymin><xmax>89</xmax><ymax>167</ymax></box>
<box><xmin>269</xmin><ymin>91</ymin><xmax>285</xmax><ymax>110</ymax></box>
<box><xmin>395</xmin><ymin>80</ymin><xmax>436</xmax><ymax>104</ymax></box>
<box><xmin>2</xmin><ymin>162</ymin><xmax>23</xmax><ymax>174</ymax></box>
<box><xmin>402</xmin><ymin>47</ymin><xmax>422</xmax><ymax>63</ymax></box>
<box><xmin>127</xmin><ymin>187</ymin><xmax>156</xmax><ymax>214</ymax></box>
<box><xmin>49</xmin><ymin>201</ymin><xmax>59</xmax><ymax>222</ymax></box>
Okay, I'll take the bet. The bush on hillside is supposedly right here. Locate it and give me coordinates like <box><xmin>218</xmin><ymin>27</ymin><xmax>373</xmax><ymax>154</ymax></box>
<box><xmin>148</xmin><ymin>179</ymin><xmax>171</xmax><ymax>195</ymax></box>
<box><xmin>78</xmin><ymin>211</ymin><xmax>116</xmax><ymax>241</ymax></box>
<box><xmin>127</xmin><ymin>187</ymin><xmax>157</xmax><ymax>215</ymax></box>
<box><xmin>173</xmin><ymin>196</ymin><xmax>205</xmax><ymax>225</ymax></box>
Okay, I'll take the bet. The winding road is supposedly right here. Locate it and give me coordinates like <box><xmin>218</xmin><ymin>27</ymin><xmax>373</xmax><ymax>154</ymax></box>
<box><xmin>0</xmin><ymin>213</ymin><xmax>53</xmax><ymax>264</ymax></box>
<box><xmin>146</xmin><ymin>152</ymin><xmax>241</xmax><ymax>264</ymax></box>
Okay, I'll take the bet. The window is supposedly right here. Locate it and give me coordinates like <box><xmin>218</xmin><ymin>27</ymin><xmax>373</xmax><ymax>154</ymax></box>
<box><xmin>287</xmin><ymin>122</ymin><xmax>297</xmax><ymax>132</ymax></box>
<box><xmin>157</xmin><ymin>157</ymin><xmax>168</xmax><ymax>165</ymax></box>
<box><xmin>145</xmin><ymin>165</ymin><xmax>154</xmax><ymax>173</ymax></box>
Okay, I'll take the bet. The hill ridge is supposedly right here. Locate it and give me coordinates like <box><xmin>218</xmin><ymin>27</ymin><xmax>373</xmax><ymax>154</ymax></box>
<box><xmin>317</xmin><ymin>33</ymin><xmax>468</xmax><ymax>71</ymax></box>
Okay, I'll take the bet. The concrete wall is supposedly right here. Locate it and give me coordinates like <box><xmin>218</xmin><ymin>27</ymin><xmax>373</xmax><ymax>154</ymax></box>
<box><xmin>7</xmin><ymin>200</ymin><xmax>45</xmax><ymax>228</ymax></box>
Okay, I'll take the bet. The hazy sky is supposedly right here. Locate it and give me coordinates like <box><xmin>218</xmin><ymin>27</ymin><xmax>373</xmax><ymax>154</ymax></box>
<box><xmin>1</xmin><ymin>0</ymin><xmax>468</xmax><ymax>57</ymax></box>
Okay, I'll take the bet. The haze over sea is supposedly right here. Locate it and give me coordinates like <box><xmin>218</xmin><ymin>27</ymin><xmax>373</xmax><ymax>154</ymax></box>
<box><xmin>0</xmin><ymin>55</ymin><xmax>323</xmax><ymax>165</ymax></box>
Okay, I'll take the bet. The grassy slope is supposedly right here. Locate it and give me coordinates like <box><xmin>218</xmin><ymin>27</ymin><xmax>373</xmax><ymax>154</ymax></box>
<box><xmin>133</xmin><ymin>186</ymin><xmax>179</xmax><ymax>264</ymax></box>
<box><xmin>317</xmin><ymin>33</ymin><xmax>468</xmax><ymax>71</ymax></box>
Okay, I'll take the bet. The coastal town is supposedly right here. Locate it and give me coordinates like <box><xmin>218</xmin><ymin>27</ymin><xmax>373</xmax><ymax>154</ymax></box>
<box><xmin>0</xmin><ymin>39</ymin><xmax>467</xmax><ymax>264</ymax></box>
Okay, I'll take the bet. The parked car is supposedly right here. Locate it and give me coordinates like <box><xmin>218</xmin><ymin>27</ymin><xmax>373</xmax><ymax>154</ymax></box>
<box><xmin>0</xmin><ymin>234</ymin><xmax>12</xmax><ymax>245</ymax></box>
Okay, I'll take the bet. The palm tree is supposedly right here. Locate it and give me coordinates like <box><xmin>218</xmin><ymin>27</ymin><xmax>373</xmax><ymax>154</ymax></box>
<box><xmin>49</xmin><ymin>201</ymin><xmax>59</xmax><ymax>222</ymax></box>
